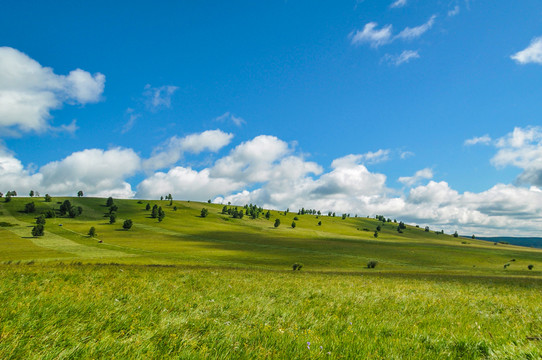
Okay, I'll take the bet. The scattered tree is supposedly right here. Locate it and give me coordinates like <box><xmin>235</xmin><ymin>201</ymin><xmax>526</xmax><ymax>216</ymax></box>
<box><xmin>274</xmin><ymin>218</ymin><xmax>280</xmax><ymax>228</ymax></box>
<box><xmin>367</xmin><ymin>260</ymin><xmax>378</xmax><ymax>269</ymax></box>
<box><xmin>528</xmin><ymin>264</ymin><xmax>534</xmax><ymax>270</ymax></box>
<box><xmin>45</xmin><ymin>210</ymin><xmax>56</xmax><ymax>218</ymax></box>
<box><xmin>318</xmin><ymin>221</ymin><xmax>322</xmax><ymax>226</ymax></box>
<box><xmin>29</xmin><ymin>190</ymin><xmax>34</xmax><ymax>197</ymax></box>
<box><xmin>24</xmin><ymin>202</ymin><xmax>36</xmax><ymax>213</ymax></box>
<box><xmin>146</xmin><ymin>203</ymin><xmax>151</xmax><ymax>211</ymax></box>
<box><xmin>376</xmin><ymin>225</ymin><xmax>381</xmax><ymax>232</ymax></box>
<box><xmin>292</xmin><ymin>263</ymin><xmax>303</xmax><ymax>271</ymax></box>
<box><xmin>77</xmin><ymin>190</ymin><xmax>84</xmax><ymax>197</ymax></box>
<box><xmin>36</xmin><ymin>215</ymin><xmax>46</xmax><ymax>225</ymax></box>
<box><xmin>173</xmin><ymin>206</ymin><xmax>177</xmax><ymax>211</ymax></box>
<box><xmin>88</xmin><ymin>227</ymin><xmax>97</xmax><ymax>237</ymax></box>
<box><xmin>0</xmin><ymin>192</ymin><xmax>3</xmax><ymax>198</ymax></box>
<box><xmin>453</xmin><ymin>231</ymin><xmax>459</xmax><ymax>238</ymax></box>
<box><xmin>160</xmin><ymin>196</ymin><xmax>164</xmax><ymax>201</ymax></box>
<box><xmin>265</xmin><ymin>210</ymin><xmax>271</xmax><ymax>220</ymax></box>
<box><xmin>4</xmin><ymin>194</ymin><xmax>11</xmax><ymax>203</ymax></box>
<box><xmin>207</xmin><ymin>199</ymin><xmax>211</xmax><ymax>204</ymax></box>
<box><xmin>106</xmin><ymin>197</ymin><xmax>114</xmax><ymax>207</ymax></box>
<box><xmin>109</xmin><ymin>205</ymin><xmax>118</xmax><ymax>214</ymax></box>
<box><xmin>201</xmin><ymin>208</ymin><xmax>209</xmax><ymax>218</ymax></box>
<box><xmin>31</xmin><ymin>224</ymin><xmax>44</xmax><ymax>237</ymax></box>
<box><xmin>59</xmin><ymin>200</ymin><xmax>72</xmax><ymax>216</ymax></box>
<box><xmin>123</xmin><ymin>219</ymin><xmax>133</xmax><ymax>230</ymax></box>
<box><xmin>109</xmin><ymin>214</ymin><xmax>116</xmax><ymax>224</ymax></box>
<box><xmin>424</xmin><ymin>226</ymin><xmax>430</xmax><ymax>232</ymax></box>
<box><xmin>151</xmin><ymin>204</ymin><xmax>158</xmax><ymax>218</ymax></box>
<box><xmin>472</xmin><ymin>234</ymin><xmax>476</xmax><ymax>239</ymax></box>
<box><xmin>291</xmin><ymin>221</ymin><xmax>296</xmax><ymax>228</ymax></box>
<box><xmin>44</xmin><ymin>194</ymin><xmax>52</xmax><ymax>202</ymax></box>
<box><xmin>373</xmin><ymin>231</ymin><xmax>379</xmax><ymax>238</ymax></box>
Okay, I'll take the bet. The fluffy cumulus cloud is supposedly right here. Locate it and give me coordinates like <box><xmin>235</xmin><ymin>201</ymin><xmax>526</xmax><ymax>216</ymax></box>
<box><xmin>0</xmin><ymin>47</ymin><xmax>105</xmax><ymax>133</ymax></box>
<box><xmin>143</xmin><ymin>129</ymin><xmax>233</xmax><ymax>171</ymax></box>
<box><xmin>390</xmin><ymin>0</ymin><xmax>407</xmax><ymax>9</ymax></box>
<box><xmin>511</xmin><ymin>37</ymin><xmax>542</xmax><ymax>65</ymax></box>
<box><xmin>4</xmin><ymin>127</ymin><xmax>542</xmax><ymax>236</ymax></box>
<box><xmin>491</xmin><ymin>126</ymin><xmax>542</xmax><ymax>187</ymax></box>
<box><xmin>0</xmin><ymin>146</ymin><xmax>139</xmax><ymax>198</ymax></box>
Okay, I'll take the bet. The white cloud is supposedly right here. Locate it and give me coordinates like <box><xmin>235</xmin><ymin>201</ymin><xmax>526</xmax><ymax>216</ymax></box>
<box><xmin>464</xmin><ymin>135</ymin><xmax>492</xmax><ymax>146</ymax></box>
<box><xmin>448</xmin><ymin>5</ymin><xmax>460</xmax><ymax>17</ymax></box>
<box><xmin>143</xmin><ymin>129</ymin><xmax>233</xmax><ymax>171</ymax></box>
<box><xmin>211</xmin><ymin>135</ymin><xmax>291</xmax><ymax>183</ymax></box>
<box><xmin>0</xmin><ymin>146</ymin><xmax>139</xmax><ymax>198</ymax></box>
<box><xmin>136</xmin><ymin>166</ymin><xmax>244</xmax><ymax>201</ymax></box>
<box><xmin>390</xmin><ymin>0</ymin><xmax>407</xmax><ymax>8</ymax></box>
<box><xmin>143</xmin><ymin>84</ymin><xmax>179</xmax><ymax>110</ymax></box>
<box><xmin>214</xmin><ymin>112</ymin><xmax>246</xmax><ymax>127</ymax></box>
<box><xmin>39</xmin><ymin>148</ymin><xmax>140</xmax><ymax>198</ymax></box>
<box><xmin>491</xmin><ymin>126</ymin><xmax>542</xmax><ymax>187</ymax></box>
<box><xmin>383</xmin><ymin>50</ymin><xmax>420</xmax><ymax>66</ymax></box>
<box><xmin>396</xmin><ymin>15</ymin><xmax>437</xmax><ymax>40</ymax></box>
<box><xmin>511</xmin><ymin>37</ymin><xmax>542</xmax><ymax>65</ymax></box>
<box><xmin>400</xmin><ymin>151</ymin><xmax>415</xmax><ymax>159</ymax></box>
<box><xmin>0</xmin><ymin>47</ymin><xmax>105</xmax><ymax>133</ymax></box>
<box><xmin>350</xmin><ymin>22</ymin><xmax>393</xmax><ymax>48</ymax></box>
<box><xmin>398</xmin><ymin>168</ymin><xmax>433</xmax><ymax>186</ymax></box>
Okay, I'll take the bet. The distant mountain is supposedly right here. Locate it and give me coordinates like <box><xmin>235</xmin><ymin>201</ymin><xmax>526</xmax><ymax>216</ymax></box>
<box><xmin>477</xmin><ymin>237</ymin><xmax>542</xmax><ymax>249</ymax></box>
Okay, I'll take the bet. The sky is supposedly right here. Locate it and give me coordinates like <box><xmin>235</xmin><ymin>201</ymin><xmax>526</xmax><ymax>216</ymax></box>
<box><xmin>2</xmin><ymin>0</ymin><xmax>542</xmax><ymax>236</ymax></box>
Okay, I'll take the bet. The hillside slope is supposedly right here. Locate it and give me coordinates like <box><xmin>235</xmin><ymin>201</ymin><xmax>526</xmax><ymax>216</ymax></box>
<box><xmin>1</xmin><ymin>196</ymin><xmax>541</xmax><ymax>275</ymax></box>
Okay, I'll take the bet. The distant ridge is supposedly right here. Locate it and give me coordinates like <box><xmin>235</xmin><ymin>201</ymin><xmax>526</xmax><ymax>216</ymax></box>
<box><xmin>477</xmin><ymin>237</ymin><xmax>542</xmax><ymax>249</ymax></box>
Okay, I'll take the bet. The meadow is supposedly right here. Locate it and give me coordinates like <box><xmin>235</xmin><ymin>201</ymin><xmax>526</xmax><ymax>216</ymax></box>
<box><xmin>0</xmin><ymin>196</ymin><xmax>541</xmax><ymax>359</ymax></box>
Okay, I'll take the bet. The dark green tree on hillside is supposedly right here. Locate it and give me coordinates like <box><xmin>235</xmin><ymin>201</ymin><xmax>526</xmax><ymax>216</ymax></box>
<box><xmin>291</xmin><ymin>221</ymin><xmax>296</xmax><ymax>228</ymax></box>
<box><xmin>77</xmin><ymin>190</ymin><xmax>84</xmax><ymax>197</ymax></box>
<box><xmin>123</xmin><ymin>219</ymin><xmax>133</xmax><ymax>230</ymax></box>
<box><xmin>265</xmin><ymin>210</ymin><xmax>271</xmax><ymax>220</ymax></box>
<box><xmin>109</xmin><ymin>214</ymin><xmax>117</xmax><ymax>224</ymax></box>
<box><xmin>274</xmin><ymin>219</ymin><xmax>280</xmax><ymax>228</ymax></box>
<box><xmin>201</xmin><ymin>208</ymin><xmax>209</xmax><ymax>218</ymax></box>
<box><xmin>145</xmin><ymin>203</ymin><xmax>151</xmax><ymax>211</ymax></box>
<box><xmin>453</xmin><ymin>231</ymin><xmax>459</xmax><ymax>238</ymax></box>
<box><xmin>29</xmin><ymin>190</ymin><xmax>34</xmax><ymax>197</ymax></box>
<box><xmin>88</xmin><ymin>227</ymin><xmax>97</xmax><ymax>237</ymax></box>
<box><xmin>45</xmin><ymin>210</ymin><xmax>56</xmax><ymax>218</ymax></box>
<box><xmin>106</xmin><ymin>197</ymin><xmax>114</xmax><ymax>207</ymax></box>
<box><xmin>36</xmin><ymin>215</ymin><xmax>46</xmax><ymax>225</ymax></box>
<box><xmin>109</xmin><ymin>205</ymin><xmax>118</xmax><ymax>214</ymax></box>
<box><xmin>151</xmin><ymin>204</ymin><xmax>158</xmax><ymax>218</ymax></box>
<box><xmin>59</xmin><ymin>200</ymin><xmax>72</xmax><ymax>216</ymax></box>
<box><xmin>24</xmin><ymin>202</ymin><xmax>36</xmax><ymax>213</ymax></box>
<box><xmin>44</xmin><ymin>194</ymin><xmax>52</xmax><ymax>202</ymax></box>
<box><xmin>373</xmin><ymin>231</ymin><xmax>379</xmax><ymax>238</ymax></box>
<box><xmin>31</xmin><ymin>224</ymin><xmax>44</xmax><ymax>237</ymax></box>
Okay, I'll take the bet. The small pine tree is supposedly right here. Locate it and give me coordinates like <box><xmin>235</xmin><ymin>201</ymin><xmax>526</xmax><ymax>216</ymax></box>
<box><xmin>106</xmin><ymin>197</ymin><xmax>114</xmax><ymax>207</ymax></box>
<box><xmin>201</xmin><ymin>208</ymin><xmax>209</xmax><ymax>218</ymax></box>
<box><xmin>274</xmin><ymin>219</ymin><xmax>280</xmax><ymax>228</ymax></box>
<box><xmin>291</xmin><ymin>221</ymin><xmax>296</xmax><ymax>228</ymax></box>
<box><xmin>373</xmin><ymin>231</ymin><xmax>378</xmax><ymax>238</ymax></box>
<box><xmin>109</xmin><ymin>214</ymin><xmax>116</xmax><ymax>224</ymax></box>
<box><xmin>146</xmin><ymin>203</ymin><xmax>151</xmax><ymax>211</ymax></box>
<box><xmin>318</xmin><ymin>221</ymin><xmax>322</xmax><ymax>226</ymax></box>
<box><xmin>453</xmin><ymin>231</ymin><xmax>459</xmax><ymax>238</ymax></box>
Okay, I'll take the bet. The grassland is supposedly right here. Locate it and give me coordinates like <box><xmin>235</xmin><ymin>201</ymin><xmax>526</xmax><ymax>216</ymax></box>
<box><xmin>0</xmin><ymin>196</ymin><xmax>541</xmax><ymax>359</ymax></box>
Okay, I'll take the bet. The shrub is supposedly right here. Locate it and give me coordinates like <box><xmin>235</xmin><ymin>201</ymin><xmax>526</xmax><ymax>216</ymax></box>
<box><xmin>109</xmin><ymin>214</ymin><xmax>116</xmax><ymax>224</ymax></box>
<box><xmin>274</xmin><ymin>219</ymin><xmax>280</xmax><ymax>228</ymax></box>
<box><xmin>291</xmin><ymin>221</ymin><xmax>296</xmax><ymax>228</ymax></box>
<box><xmin>88</xmin><ymin>227</ymin><xmax>97</xmax><ymax>237</ymax></box>
<box><xmin>504</xmin><ymin>263</ymin><xmax>510</xmax><ymax>269</ymax></box>
<box><xmin>31</xmin><ymin>224</ymin><xmax>44</xmax><ymax>237</ymax></box>
<box><xmin>293</xmin><ymin>216</ymin><xmax>299</xmax><ymax>220</ymax></box>
<box><xmin>373</xmin><ymin>231</ymin><xmax>378</xmax><ymax>238</ymax></box>
<box><xmin>318</xmin><ymin>221</ymin><xmax>322</xmax><ymax>226</ymax></box>
<box><xmin>44</xmin><ymin>194</ymin><xmax>52</xmax><ymax>202</ymax></box>
<box><xmin>528</xmin><ymin>264</ymin><xmax>534</xmax><ymax>270</ymax></box>
<box><xmin>292</xmin><ymin>263</ymin><xmax>303</xmax><ymax>271</ymax></box>
<box><xmin>123</xmin><ymin>219</ymin><xmax>133</xmax><ymax>230</ymax></box>
<box><xmin>376</xmin><ymin>225</ymin><xmax>381</xmax><ymax>231</ymax></box>
<box><xmin>36</xmin><ymin>215</ymin><xmax>46</xmax><ymax>225</ymax></box>
<box><xmin>367</xmin><ymin>260</ymin><xmax>378</xmax><ymax>269</ymax></box>
<box><xmin>24</xmin><ymin>202</ymin><xmax>36</xmax><ymax>213</ymax></box>
<box><xmin>201</xmin><ymin>208</ymin><xmax>209</xmax><ymax>218</ymax></box>
<box><xmin>45</xmin><ymin>210</ymin><xmax>56</xmax><ymax>218</ymax></box>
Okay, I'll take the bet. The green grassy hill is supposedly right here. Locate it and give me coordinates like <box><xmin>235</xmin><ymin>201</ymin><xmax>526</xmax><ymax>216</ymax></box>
<box><xmin>1</xmin><ymin>196</ymin><xmax>540</xmax><ymax>274</ymax></box>
<box><xmin>1</xmin><ymin>196</ymin><xmax>541</xmax><ymax>359</ymax></box>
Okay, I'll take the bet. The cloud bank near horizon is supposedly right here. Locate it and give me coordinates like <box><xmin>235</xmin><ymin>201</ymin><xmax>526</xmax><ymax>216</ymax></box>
<box><xmin>2</xmin><ymin>127</ymin><xmax>542</xmax><ymax>237</ymax></box>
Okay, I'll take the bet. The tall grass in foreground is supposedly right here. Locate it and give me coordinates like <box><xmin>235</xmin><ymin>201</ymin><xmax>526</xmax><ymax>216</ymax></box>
<box><xmin>1</xmin><ymin>263</ymin><xmax>541</xmax><ymax>359</ymax></box>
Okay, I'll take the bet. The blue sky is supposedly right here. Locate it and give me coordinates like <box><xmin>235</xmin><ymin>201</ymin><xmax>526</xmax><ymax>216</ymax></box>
<box><xmin>2</xmin><ymin>1</ymin><xmax>542</xmax><ymax>236</ymax></box>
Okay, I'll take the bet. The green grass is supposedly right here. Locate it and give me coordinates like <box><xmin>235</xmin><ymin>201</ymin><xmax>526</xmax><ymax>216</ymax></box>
<box><xmin>0</xmin><ymin>196</ymin><xmax>541</xmax><ymax>359</ymax></box>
